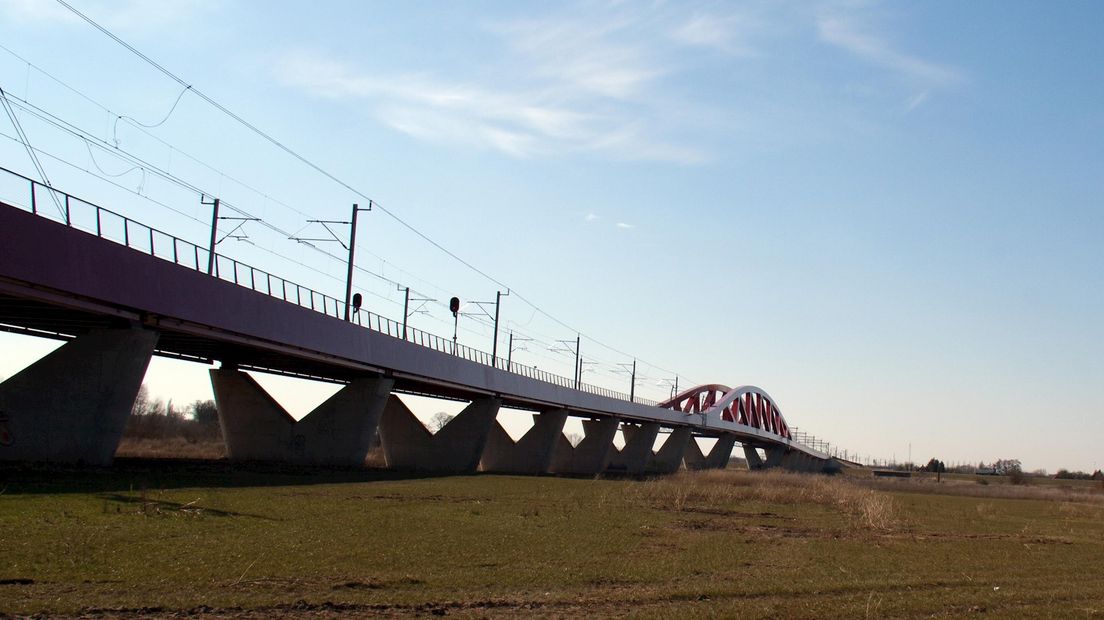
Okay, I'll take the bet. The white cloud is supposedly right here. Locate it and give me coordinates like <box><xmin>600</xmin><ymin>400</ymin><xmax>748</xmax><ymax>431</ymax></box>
<box><xmin>585</xmin><ymin>213</ymin><xmax>600</xmax><ymax>222</ymax></box>
<box><xmin>489</xmin><ymin>16</ymin><xmax>661</xmax><ymax>99</ymax></box>
<box><xmin>904</xmin><ymin>90</ymin><xmax>930</xmax><ymax>113</ymax></box>
<box><xmin>616</xmin><ymin>222</ymin><xmax>635</xmax><ymax>229</ymax></box>
<box><xmin>817</xmin><ymin>13</ymin><xmax>962</xmax><ymax>87</ymax></box>
<box><xmin>273</xmin><ymin>49</ymin><xmax>706</xmax><ymax>164</ymax></box>
<box><xmin>670</xmin><ymin>12</ymin><xmax>759</xmax><ymax>56</ymax></box>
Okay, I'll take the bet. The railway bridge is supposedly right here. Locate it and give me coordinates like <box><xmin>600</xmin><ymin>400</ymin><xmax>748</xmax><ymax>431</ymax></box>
<box><xmin>0</xmin><ymin>169</ymin><xmax>837</xmax><ymax>474</ymax></box>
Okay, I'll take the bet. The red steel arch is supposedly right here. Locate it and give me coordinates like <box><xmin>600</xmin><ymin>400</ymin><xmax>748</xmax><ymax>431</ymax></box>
<box><xmin>657</xmin><ymin>384</ymin><xmax>791</xmax><ymax>440</ymax></box>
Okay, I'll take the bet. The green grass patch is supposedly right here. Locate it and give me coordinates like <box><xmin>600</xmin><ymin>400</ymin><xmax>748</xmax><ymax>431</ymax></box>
<box><xmin>3</xmin><ymin>461</ymin><xmax>1104</xmax><ymax>617</ymax></box>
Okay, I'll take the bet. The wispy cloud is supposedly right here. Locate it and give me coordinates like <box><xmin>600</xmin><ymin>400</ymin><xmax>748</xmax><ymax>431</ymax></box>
<box><xmin>616</xmin><ymin>222</ymin><xmax>635</xmax><ymax>229</ymax></box>
<box><xmin>904</xmin><ymin>90</ymin><xmax>930</xmax><ymax>113</ymax></box>
<box><xmin>817</xmin><ymin>12</ymin><xmax>962</xmax><ymax>88</ymax></box>
<box><xmin>489</xmin><ymin>16</ymin><xmax>661</xmax><ymax>99</ymax></box>
<box><xmin>273</xmin><ymin>48</ymin><xmax>705</xmax><ymax>163</ymax></box>
<box><xmin>670</xmin><ymin>11</ymin><xmax>760</xmax><ymax>56</ymax></box>
<box><xmin>584</xmin><ymin>212</ymin><xmax>600</xmax><ymax>222</ymax></box>
<box><xmin>272</xmin><ymin>2</ymin><xmax>963</xmax><ymax>163</ymax></box>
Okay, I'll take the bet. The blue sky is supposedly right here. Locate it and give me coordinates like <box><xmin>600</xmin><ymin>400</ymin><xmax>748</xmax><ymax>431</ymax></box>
<box><xmin>0</xmin><ymin>0</ymin><xmax>1101</xmax><ymax>471</ymax></box>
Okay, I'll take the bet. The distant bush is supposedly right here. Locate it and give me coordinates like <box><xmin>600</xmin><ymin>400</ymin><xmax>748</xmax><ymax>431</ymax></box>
<box><xmin>124</xmin><ymin>386</ymin><xmax>221</xmax><ymax>444</ymax></box>
<box><xmin>1055</xmin><ymin>469</ymin><xmax>1099</xmax><ymax>480</ymax></box>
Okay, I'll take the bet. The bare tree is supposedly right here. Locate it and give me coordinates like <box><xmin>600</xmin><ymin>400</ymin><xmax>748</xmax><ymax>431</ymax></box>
<box><xmin>429</xmin><ymin>412</ymin><xmax>454</xmax><ymax>432</ymax></box>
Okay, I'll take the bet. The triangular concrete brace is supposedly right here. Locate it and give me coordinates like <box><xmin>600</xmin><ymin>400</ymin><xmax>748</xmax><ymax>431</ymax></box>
<box><xmin>209</xmin><ymin>369</ymin><xmax>393</xmax><ymax>465</ymax></box>
<box><xmin>606</xmin><ymin>422</ymin><xmax>660</xmax><ymax>475</ymax></box>
<box><xmin>481</xmin><ymin>409</ymin><xmax>568</xmax><ymax>474</ymax></box>
<box><xmin>0</xmin><ymin>327</ymin><xmax>158</xmax><ymax>465</ymax></box>
<box><xmin>743</xmin><ymin>444</ymin><xmax>766</xmax><ymax>469</ymax></box>
<box><xmin>646</xmin><ymin>427</ymin><xmax>692</xmax><ymax>474</ymax></box>
<box><xmin>684</xmin><ymin>434</ymin><xmax>737</xmax><ymax>470</ymax></box>
<box><xmin>378</xmin><ymin>395</ymin><xmax>500</xmax><ymax>472</ymax></box>
<box><xmin>549</xmin><ymin>416</ymin><xmax>618</xmax><ymax>475</ymax></box>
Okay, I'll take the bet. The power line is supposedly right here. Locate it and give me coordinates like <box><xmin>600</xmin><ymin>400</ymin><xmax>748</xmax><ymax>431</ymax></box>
<box><xmin>0</xmin><ymin>86</ymin><xmax>64</xmax><ymax>218</ymax></box>
<box><xmin>51</xmin><ymin>0</ymin><xmax>692</xmax><ymax>384</ymax></box>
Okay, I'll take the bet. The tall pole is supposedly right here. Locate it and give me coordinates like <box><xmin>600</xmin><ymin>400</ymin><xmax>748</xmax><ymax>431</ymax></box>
<box><xmin>452</xmin><ymin>314</ymin><xmax>459</xmax><ymax>354</ymax></box>
<box><xmin>506</xmin><ymin>331</ymin><xmax>513</xmax><ymax>372</ymax></box>
<box><xmin>402</xmin><ymin>286</ymin><xmax>410</xmax><ymax>340</ymax></box>
<box><xmin>343</xmin><ymin>203</ymin><xmax>360</xmax><ymax>322</ymax></box>
<box><xmin>491</xmin><ymin>290</ymin><xmax>501</xmax><ymax>367</ymax></box>
<box><xmin>574</xmin><ymin>335</ymin><xmax>581</xmax><ymax>389</ymax></box>
<box><xmin>205</xmin><ymin>197</ymin><xmax>220</xmax><ymax>275</ymax></box>
<box><xmin>630</xmin><ymin>359</ymin><xmax>636</xmax><ymax>403</ymax></box>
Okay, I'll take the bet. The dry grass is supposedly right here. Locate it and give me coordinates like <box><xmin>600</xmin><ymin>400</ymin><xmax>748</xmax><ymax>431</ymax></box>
<box><xmin>635</xmin><ymin>469</ymin><xmax>899</xmax><ymax>531</ymax></box>
<box><xmin>115</xmin><ymin>436</ymin><xmax>226</xmax><ymax>460</ymax></box>
<box><xmin>856</xmin><ymin>474</ymin><xmax>1104</xmax><ymax>505</ymax></box>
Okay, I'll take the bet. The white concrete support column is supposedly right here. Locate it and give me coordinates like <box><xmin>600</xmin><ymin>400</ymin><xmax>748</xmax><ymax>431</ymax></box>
<box><xmin>0</xmin><ymin>327</ymin><xmax>158</xmax><ymax>465</ymax></box>
<box><xmin>743</xmin><ymin>444</ymin><xmax>766</xmax><ymax>470</ymax></box>
<box><xmin>481</xmin><ymin>409</ymin><xmax>568</xmax><ymax>474</ymax></box>
<box><xmin>684</xmin><ymin>434</ymin><xmax>737</xmax><ymax>470</ymax></box>
<box><xmin>549</xmin><ymin>416</ymin><xmax>618</xmax><ymax>475</ymax></box>
<box><xmin>378</xmin><ymin>395</ymin><xmax>500</xmax><ymax>472</ymax></box>
<box><xmin>606</xmin><ymin>422</ymin><xmax>660</xmax><ymax>475</ymax></box>
<box><xmin>647</xmin><ymin>427</ymin><xmax>692</xmax><ymax>474</ymax></box>
<box><xmin>210</xmin><ymin>369</ymin><xmax>393</xmax><ymax>466</ymax></box>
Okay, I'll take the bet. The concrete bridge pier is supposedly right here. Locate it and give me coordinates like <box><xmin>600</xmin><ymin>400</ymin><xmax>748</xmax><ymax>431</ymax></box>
<box><xmin>743</xmin><ymin>444</ymin><xmax>766</xmax><ymax>470</ymax></box>
<box><xmin>210</xmin><ymin>368</ymin><xmax>393</xmax><ymax>466</ymax></box>
<box><xmin>378</xmin><ymin>395</ymin><xmax>500</xmax><ymax>472</ymax></box>
<box><xmin>0</xmin><ymin>327</ymin><xmax>158</xmax><ymax>465</ymax></box>
<box><xmin>647</xmin><ymin>427</ymin><xmax>692</xmax><ymax>474</ymax></box>
<box><xmin>606</xmin><ymin>422</ymin><xmax>660</xmax><ymax>475</ymax></box>
<box><xmin>481</xmin><ymin>408</ymin><xmax>568</xmax><ymax>474</ymax></box>
<box><xmin>684</xmin><ymin>434</ymin><xmax>737</xmax><ymax>470</ymax></box>
<box><xmin>549</xmin><ymin>416</ymin><xmax>619</xmax><ymax>475</ymax></box>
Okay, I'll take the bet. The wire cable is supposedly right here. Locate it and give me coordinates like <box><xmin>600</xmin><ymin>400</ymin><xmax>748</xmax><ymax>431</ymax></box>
<box><xmin>50</xmin><ymin>0</ymin><xmax>693</xmax><ymax>384</ymax></box>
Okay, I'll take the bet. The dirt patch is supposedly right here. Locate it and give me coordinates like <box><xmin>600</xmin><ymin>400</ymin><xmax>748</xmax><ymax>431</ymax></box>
<box><xmin>670</xmin><ymin>517</ymin><xmax>840</xmax><ymax>540</ymax></box>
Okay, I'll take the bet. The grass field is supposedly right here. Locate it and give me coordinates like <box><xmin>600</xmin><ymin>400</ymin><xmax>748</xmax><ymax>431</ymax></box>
<box><xmin>2</xmin><ymin>462</ymin><xmax>1104</xmax><ymax>618</ymax></box>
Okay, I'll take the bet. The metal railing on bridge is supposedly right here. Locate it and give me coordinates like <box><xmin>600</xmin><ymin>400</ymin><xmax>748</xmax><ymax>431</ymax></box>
<box><xmin>0</xmin><ymin>166</ymin><xmax>659</xmax><ymax>408</ymax></box>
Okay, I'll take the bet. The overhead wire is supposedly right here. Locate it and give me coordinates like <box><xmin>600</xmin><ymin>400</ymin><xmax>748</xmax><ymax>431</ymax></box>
<box><xmin>0</xmin><ymin>86</ymin><xmax>64</xmax><ymax>218</ymax></box>
<box><xmin>3</xmin><ymin>80</ymin><xmax>587</xmax><ymax>383</ymax></box>
<box><xmin>51</xmin><ymin>0</ymin><xmax>694</xmax><ymax>386</ymax></box>
<box><xmin>1</xmin><ymin>90</ymin><xmax>428</xmax><ymax>299</ymax></box>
